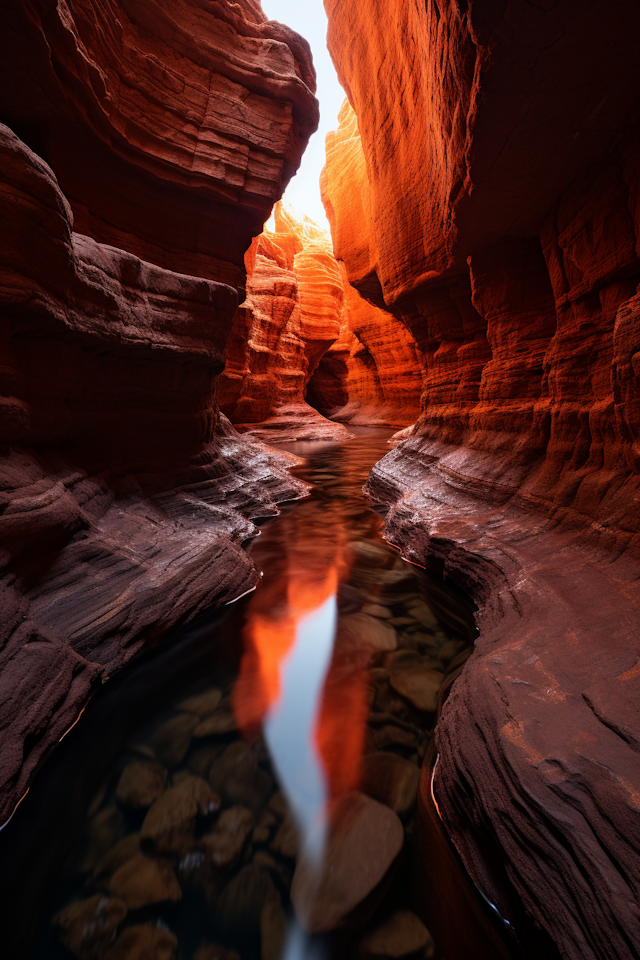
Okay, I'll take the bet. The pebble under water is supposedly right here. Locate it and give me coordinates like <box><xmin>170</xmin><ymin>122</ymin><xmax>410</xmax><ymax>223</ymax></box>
<box><xmin>2</xmin><ymin>428</ymin><xmax>483</xmax><ymax>960</ymax></box>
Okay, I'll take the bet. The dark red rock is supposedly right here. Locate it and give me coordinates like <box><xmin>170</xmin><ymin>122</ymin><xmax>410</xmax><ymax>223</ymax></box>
<box><xmin>0</xmin><ymin>0</ymin><xmax>316</xmax><ymax>827</ymax></box>
<box><xmin>322</xmin><ymin>2</ymin><xmax>640</xmax><ymax>957</ymax></box>
<box><xmin>0</xmin><ymin>0</ymin><xmax>319</xmax><ymax>290</ymax></box>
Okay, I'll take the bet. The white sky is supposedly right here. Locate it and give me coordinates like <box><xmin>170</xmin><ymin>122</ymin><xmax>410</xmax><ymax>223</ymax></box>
<box><xmin>262</xmin><ymin>0</ymin><xmax>345</xmax><ymax>229</ymax></box>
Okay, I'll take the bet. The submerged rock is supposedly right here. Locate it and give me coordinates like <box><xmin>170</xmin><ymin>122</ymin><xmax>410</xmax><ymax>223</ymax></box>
<box><xmin>405</xmin><ymin>601</ymin><xmax>439</xmax><ymax>631</ymax></box>
<box><xmin>116</xmin><ymin>760</ymin><xmax>167</xmax><ymax>809</ymax></box>
<box><xmin>270</xmin><ymin>814</ymin><xmax>299</xmax><ymax>859</ymax></box>
<box><xmin>388</xmin><ymin>666</ymin><xmax>444</xmax><ymax>713</ymax></box>
<box><xmin>361</xmin><ymin>752</ymin><xmax>420</xmax><ymax>818</ymax></box>
<box><xmin>202</xmin><ymin>806</ymin><xmax>255</xmax><ymax>870</ymax></box>
<box><xmin>260</xmin><ymin>884</ymin><xmax>286</xmax><ymax>960</ymax></box>
<box><xmin>150</xmin><ymin>714</ymin><xmax>200</xmax><ymax>768</ymax></box>
<box><xmin>358</xmin><ymin>910</ymin><xmax>435</xmax><ymax>959</ymax></box>
<box><xmin>209</xmin><ymin>742</ymin><xmax>273</xmax><ymax>815</ymax></box>
<box><xmin>109</xmin><ymin>854</ymin><xmax>181</xmax><ymax>910</ymax></box>
<box><xmin>291</xmin><ymin>792</ymin><xmax>404</xmax><ymax>933</ymax></box>
<box><xmin>194</xmin><ymin>710</ymin><xmax>239</xmax><ymax>738</ymax></box>
<box><xmin>339</xmin><ymin>613</ymin><xmax>398</xmax><ymax>652</ymax></box>
<box><xmin>253</xmin><ymin>810</ymin><xmax>277</xmax><ymax>845</ymax></box>
<box><xmin>252</xmin><ymin>850</ymin><xmax>293</xmax><ymax>890</ymax></box>
<box><xmin>93</xmin><ymin>834</ymin><xmax>142</xmax><ymax>882</ymax></box>
<box><xmin>194</xmin><ymin>944</ymin><xmax>241</xmax><ymax>960</ymax></box>
<box><xmin>141</xmin><ymin>776</ymin><xmax>219</xmax><ymax>855</ymax></box>
<box><xmin>176</xmin><ymin>688</ymin><xmax>223</xmax><ymax>718</ymax></box>
<box><xmin>187</xmin><ymin>744</ymin><xmax>226</xmax><ymax>779</ymax></box>
<box><xmin>103</xmin><ymin>924</ymin><xmax>178</xmax><ymax>960</ymax></box>
<box><xmin>54</xmin><ymin>895</ymin><xmax>127</xmax><ymax>960</ymax></box>
<box><xmin>215</xmin><ymin>865</ymin><xmax>279</xmax><ymax>944</ymax></box>
<box><xmin>368</xmin><ymin>723</ymin><xmax>419</xmax><ymax>753</ymax></box>
<box><xmin>361</xmin><ymin>603</ymin><xmax>393</xmax><ymax>619</ymax></box>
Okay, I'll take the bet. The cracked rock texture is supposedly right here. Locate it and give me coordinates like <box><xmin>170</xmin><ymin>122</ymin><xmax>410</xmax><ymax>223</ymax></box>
<box><xmin>219</xmin><ymin>202</ymin><xmax>422</xmax><ymax>441</ymax></box>
<box><xmin>0</xmin><ymin>0</ymin><xmax>317</xmax><ymax>825</ymax></box>
<box><xmin>323</xmin><ymin>0</ymin><xmax>640</xmax><ymax>957</ymax></box>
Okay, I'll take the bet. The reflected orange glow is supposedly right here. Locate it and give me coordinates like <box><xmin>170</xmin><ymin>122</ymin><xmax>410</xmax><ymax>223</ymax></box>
<box><xmin>233</xmin><ymin>486</ymin><xmax>374</xmax><ymax>802</ymax></box>
<box><xmin>315</xmin><ymin>658</ymin><xmax>371</xmax><ymax>797</ymax></box>
<box><xmin>233</xmin><ymin>563</ymin><xmax>340</xmax><ymax>737</ymax></box>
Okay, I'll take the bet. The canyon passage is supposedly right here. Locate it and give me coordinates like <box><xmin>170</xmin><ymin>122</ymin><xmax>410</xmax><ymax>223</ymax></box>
<box><xmin>1</xmin><ymin>2</ymin><xmax>640</xmax><ymax>960</ymax></box>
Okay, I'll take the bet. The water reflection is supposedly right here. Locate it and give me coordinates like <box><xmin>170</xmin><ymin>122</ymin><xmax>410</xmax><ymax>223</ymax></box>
<box><xmin>17</xmin><ymin>429</ymin><xmax>475</xmax><ymax>960</ymax></box>
<box><xmin>262</xmin><ymin>592</ymin><xmax>337</xmax><ymax>865</ymax></box>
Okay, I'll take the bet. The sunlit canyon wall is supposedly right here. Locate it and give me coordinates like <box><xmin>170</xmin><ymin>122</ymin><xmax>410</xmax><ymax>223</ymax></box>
<box><xmin>0</xmin><ymin>0</ymin><xmax>319</xmax><ymax>824</ymax></box>
<box><xmin>322</xmin><ymin>1</ymin><xmax>640</xmax><ymax>957</ymax></box>
<box><xmin>218</xmin><ymin>203</ymin><xmax>422</xmax><ymax>440</ymax></box>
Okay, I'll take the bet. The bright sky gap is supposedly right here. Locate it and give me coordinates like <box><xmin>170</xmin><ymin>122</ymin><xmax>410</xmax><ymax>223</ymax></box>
<box><xmin>262</xmin><ymin>0</ymin><xmax>345</xmax><ymax>229</ymax></box>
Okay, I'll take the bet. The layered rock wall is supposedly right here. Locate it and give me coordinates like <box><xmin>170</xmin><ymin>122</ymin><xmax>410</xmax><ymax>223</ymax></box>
<box><xmin>218</xmin><ymin>203</ymin><xmax>351</xmax><ymax>440</ymax></box>
<box><xmin>0</xmin><ymin>0</ymin><xmax>318</xmax><ymax>824</ymax></box>
<box><xmin>220</xmin><ymin>204</ymin><xmax>422</xmax><ymax>438</ymax></box>
<box><xmin>322</xmin><ymin>1</ymin><xmax>640</xmax><ymax>957</ymax></box>
<box><xmin>0</xmin><ymin>0</ymin><xmax>318</xmax><ymax>290</ymax></box>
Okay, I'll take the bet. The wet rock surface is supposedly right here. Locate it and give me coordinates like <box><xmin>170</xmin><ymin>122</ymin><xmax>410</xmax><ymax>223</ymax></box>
<box><xmin>291</xmin><ymin>792</ymin><xmax>404</xmax><ymax>933</ymax></box>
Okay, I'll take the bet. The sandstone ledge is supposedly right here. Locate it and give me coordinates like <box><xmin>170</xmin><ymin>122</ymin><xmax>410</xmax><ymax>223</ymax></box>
<box><xmin>365</xmin><ymin>437</ymin><xmax>640</xmax><ymax>960</ymax></box>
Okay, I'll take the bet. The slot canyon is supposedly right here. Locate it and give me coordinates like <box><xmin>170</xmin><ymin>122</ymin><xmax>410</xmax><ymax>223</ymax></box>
<box><xmin>0</xmin><ymin>2</ymin><xmax>639</xmax><ymax>960</ymax></box>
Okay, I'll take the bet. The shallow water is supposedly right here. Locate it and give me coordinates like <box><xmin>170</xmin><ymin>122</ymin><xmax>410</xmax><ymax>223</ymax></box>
<box><xmin>2</xmin><ymin>429</ymin><xmax>479</xmax><ymax>960</ymax></box>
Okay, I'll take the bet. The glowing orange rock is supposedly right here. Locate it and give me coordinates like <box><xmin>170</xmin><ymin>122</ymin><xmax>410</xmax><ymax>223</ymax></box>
<box><xmin>308</xmin><ymin>264</ymin><xmax>423</xmax><ymax>426</ymax></box>
<box><xmin>322</xmin><ymin>4</ymin><xmax>640</xmax><ymax>958</ymax></box>
<box><xmin>221</xmin><ymin>201</ymin><xmax>422</xmax><ymax>434</ymax></box>
<box><xmin>218</xmin><ymin>203</ymin><xmax>350</xmax><ymax>440</ymax></box>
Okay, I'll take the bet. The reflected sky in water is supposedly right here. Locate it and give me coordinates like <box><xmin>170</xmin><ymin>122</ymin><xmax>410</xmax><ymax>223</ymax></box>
<box><xmin>264</xmin><ymin>593</ymin><xmax>337</xmax><ymax>866</ymax></box>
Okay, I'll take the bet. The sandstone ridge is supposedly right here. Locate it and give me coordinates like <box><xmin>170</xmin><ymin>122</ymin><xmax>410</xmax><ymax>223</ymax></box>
<box><xmin>321</xmin><ymin>1</ymin><xmax>640</xmax><ymax>957</ymax></box>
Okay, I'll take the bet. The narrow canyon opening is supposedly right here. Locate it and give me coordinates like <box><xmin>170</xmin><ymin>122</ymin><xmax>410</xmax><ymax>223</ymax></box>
<box><xmin>1</xmin><ymin>2</ymin><xmax>639</xmax><ymax>960</ymax></box>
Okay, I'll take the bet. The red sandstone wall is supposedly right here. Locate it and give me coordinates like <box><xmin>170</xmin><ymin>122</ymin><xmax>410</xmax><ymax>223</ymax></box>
<box><xmin>322</xmin><ymin>2</ymin><xmax>640</xmax><ymax>958</ymax></box>
<box><xmin>218</xmin><ymin>203</ymin><xmax>350</xmax><ymax>440</ymax></box>
<box><xmin>0</xmin><ymin>1</ymin><xmax>317</xmax><ymax>824</ymax></box>
<box><xmin>322</xmin><ymin>4</ymin><xmax>640</xmax><ymax>544</ymax></box>
<box><xmin>0</xmin><ymin>0</ymin><xmax>318</xmax><ymax>290</ymax></box>
<box><xmin>220</xmin><ymin>203</ymin><xmax>422</xmax><ymax>436</ymax></box>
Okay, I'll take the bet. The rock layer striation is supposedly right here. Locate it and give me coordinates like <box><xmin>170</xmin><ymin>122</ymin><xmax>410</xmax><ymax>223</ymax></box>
<box><xmin>322</xmin><ymin>1</ymin><xmax>640</xmax><ymax>957</ymax></box>
<box><xmin>0</xmin><ymin>0</ymin><xmax>317</xmax><ymax>825</ymax></box>
<box><xmin>220</xmin><ymin>204</ymin><xmax>422</xmax><ymax>439</ymax></box>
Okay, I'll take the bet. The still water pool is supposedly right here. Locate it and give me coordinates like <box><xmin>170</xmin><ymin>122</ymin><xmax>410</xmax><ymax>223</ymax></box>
<box><xmin>1</xmin><ymin>429</ymin><xmax>478</xmax><ymax>960</ymax></box>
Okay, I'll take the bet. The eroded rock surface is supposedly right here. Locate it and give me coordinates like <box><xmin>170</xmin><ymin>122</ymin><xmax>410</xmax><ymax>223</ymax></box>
<box><xmin>219</xmin><ymin>204</ymin><xmax>351</xmax><ymax>441</ymax></box>
<box><xmin>0</xmin><ymin>0</ymin><xmax>317</xmax><ymax>826</ymax></box>
<box><xmin>219</xmin><ymin>202</ymin><xmax>422</xmax><ymax>439</ymax></box>
<box><xmin>0</xmin><ymin>0</ymin><xmax>319</xmax><ymax>290</ymax></box>
<box><xmin>322</xmin><ymin>1</ymin><xmax>640</xmax><ymax>957</ymax></box>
